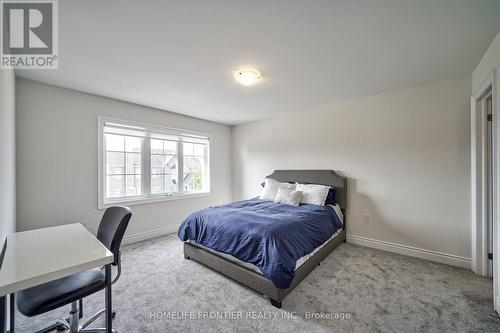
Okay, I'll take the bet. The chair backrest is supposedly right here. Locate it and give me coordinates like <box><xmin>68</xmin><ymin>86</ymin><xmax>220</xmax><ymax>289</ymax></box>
<box><xmin>97</xmin><ymin>206</ymin><xmax>132</xmax><ymax>265</ymax></box>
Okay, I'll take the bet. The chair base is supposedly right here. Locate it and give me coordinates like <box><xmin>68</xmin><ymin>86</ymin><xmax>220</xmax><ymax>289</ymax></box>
<box><xmin>34</xmin><ymin>301</ymin><xmax>116</xmax><ymax>333</ymax></box>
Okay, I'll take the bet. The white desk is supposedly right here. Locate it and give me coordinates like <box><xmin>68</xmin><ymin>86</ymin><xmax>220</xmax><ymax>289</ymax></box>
<box><xmin>0</xmin><ymin>224</ymin><xmax>114</xmax><ymax>333</ymax></box>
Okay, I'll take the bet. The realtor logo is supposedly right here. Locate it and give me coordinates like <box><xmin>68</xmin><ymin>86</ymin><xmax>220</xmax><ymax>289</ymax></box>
<box><xmin>1</xmin><ymin>0</ymin><xmax>58</xmax><ymax>69</ymax></box>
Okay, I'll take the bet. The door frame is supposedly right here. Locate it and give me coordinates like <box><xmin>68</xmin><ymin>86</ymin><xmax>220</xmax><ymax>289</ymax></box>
<box><xmin>471</xmin><ymin>68</ymin><xmax>499</xmax><ymax>311</ymax></box>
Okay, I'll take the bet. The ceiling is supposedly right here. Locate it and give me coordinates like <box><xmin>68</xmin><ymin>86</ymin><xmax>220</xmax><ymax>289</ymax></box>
<box><xmin>17</xmin><ymin>0</ymin><xmax>500</xmax><ymax>125</ymax></box>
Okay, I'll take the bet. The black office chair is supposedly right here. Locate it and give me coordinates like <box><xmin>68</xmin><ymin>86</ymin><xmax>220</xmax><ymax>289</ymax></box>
<box><xmin>17</xmin><ymin>206</ymin><xmax>132</xmax><ymax>333</ymax></box>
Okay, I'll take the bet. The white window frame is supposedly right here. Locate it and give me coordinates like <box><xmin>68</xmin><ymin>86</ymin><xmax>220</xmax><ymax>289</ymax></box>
<box><xmin>98</xmin><ymin>116</ymin><xmax>211</xmax><ymax>209</ymax></box>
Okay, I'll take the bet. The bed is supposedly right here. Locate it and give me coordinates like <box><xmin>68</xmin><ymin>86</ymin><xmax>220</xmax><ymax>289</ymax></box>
<box><xmin>178</xmin><ymin>170</ymin><xmax>347</xmax><ymax>308</ymax></box>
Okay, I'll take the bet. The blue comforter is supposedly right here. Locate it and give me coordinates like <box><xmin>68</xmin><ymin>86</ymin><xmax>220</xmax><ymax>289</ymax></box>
<box><xmin>178</xmin><ymin>198</ymin><xmax>343</xmax><ymax>289</ymax></box>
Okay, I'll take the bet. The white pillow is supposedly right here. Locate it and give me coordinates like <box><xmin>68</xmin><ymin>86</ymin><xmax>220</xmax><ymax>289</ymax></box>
<box><xmin>295</xmin><ymin>183</ymin><xmax>330</xmax><ymax>206</ymax></box>
<box><xmin>274</xmin><ymin>188</ymin><xmax>303</xmax><ymax>207</ymax></box>
<box><xmin>260</xmin><ymin>178</ymin><xmax>296</xmax><ymax>201</ymax></box>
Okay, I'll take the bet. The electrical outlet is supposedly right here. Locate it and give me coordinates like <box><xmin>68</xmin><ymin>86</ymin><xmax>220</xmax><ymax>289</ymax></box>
<box><xmin>363</xmin><ymin>214</ymin><xmax>371</xmax><ymax>224</ymax></box>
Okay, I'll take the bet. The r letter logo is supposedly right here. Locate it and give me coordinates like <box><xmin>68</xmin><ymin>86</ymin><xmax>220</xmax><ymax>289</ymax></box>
<box><xmin>1</xmin><ymin>0</ymin><xmax>58</xmax><ymax>69</ymax></box>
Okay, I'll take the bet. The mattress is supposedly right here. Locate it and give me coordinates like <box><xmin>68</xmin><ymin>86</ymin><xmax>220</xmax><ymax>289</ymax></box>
<box><xmin>187</xmin><ymin>204</ymin><xmax>344</xmax><ymax>275</ymax></box>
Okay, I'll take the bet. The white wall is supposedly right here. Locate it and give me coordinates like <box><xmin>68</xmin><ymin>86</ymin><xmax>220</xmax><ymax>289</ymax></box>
<box><xmin>16</xmin><ymin>79</ymin><xmax>232</xmax><ymax>239</ymax></box>
<box><xmin>0</xmin><ymin>69</ymin><xmax>16</xmax><ymax>246</ymax></box>
<box><xmin>232</xmin><ymin>76</ymin><xmax>471</xmax><ymax>263</ymax></box>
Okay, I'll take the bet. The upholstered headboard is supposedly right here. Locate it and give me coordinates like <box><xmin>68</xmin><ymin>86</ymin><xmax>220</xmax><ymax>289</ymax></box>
<box><xmin>266</xmin><ymin>170</ymin><xmax>348</xmax><ymax>211</ymax></box>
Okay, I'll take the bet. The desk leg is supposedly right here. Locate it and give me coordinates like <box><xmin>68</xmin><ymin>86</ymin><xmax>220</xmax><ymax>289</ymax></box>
<box><xmin>105</xmin><ymin>264</ymin><xmax>112</xmax><ymax>333</ymax></box>
<box><xmin>9</xmin><ymin>294</ymin><xmax>14</xmax><ymax>333</ymax></box>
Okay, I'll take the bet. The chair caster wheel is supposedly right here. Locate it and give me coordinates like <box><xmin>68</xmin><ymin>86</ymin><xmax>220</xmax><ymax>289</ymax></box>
<box><xmin>112</xmin><ymin>311</ymin><xmax>116</xmax><ymax>318</ymax></box>
<box><xmin>56</xmin><ymin>324</ymin><xmax>68</xmax><ymax>331</ymax></box>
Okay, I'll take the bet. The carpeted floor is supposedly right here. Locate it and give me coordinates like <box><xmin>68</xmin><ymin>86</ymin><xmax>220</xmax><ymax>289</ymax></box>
<box><xmin>16</xmin><ymin>234</ymin><xmax>500</xmax><ymax>333</ymax></box>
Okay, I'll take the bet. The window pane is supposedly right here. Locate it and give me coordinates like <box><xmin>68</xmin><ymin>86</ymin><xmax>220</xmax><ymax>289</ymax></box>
<box><xmin>151</xmin><ymin>154</ymin><xmax>165</xmax><ymax>172</ymax></box>
<box><xmin>126</xmin><ymin>153</ymin><xmax>141</xmax><ymax>174</ymax></box>
<box><xmin>163</xmin><ymin>155</ymin><xmax>177</xmax><ymax>174</ymax></box>
<box><xmin>125</xmin><ymin>136</ymin><xmax>142</xmax><ymax>153</ymax></box>
<box><xmin>183</xmin><ymin>143</ymin><xmax>193</xmax><ymax>156</ymax></box>
<box><xmin>151</xmin><ymin>174</ymin><xmax>163</xmax><ymax>194</ymax></box>
<box><xmin>106</xmin><ymin>175</ymin><xmax>124</xmax><ymax>198</ymax></box>
<box><xmin>164</xmin><ymin>141</ymin><xmax>177</xmax><ymax>155</ymax></box>
<box><xmin>183</xmin><ymin>157</ymin><xmax>195</xmax><ymax>192</ymax></box>
<box><xmin>125</xmin><ymin>175</ymin><xmax>141</xmax><ymax>196</ymax></box>
<box><xmin>164</xmin><ymin>159</ymin><xmax>178</xmax><ymax>193</ymax></box>
<box><xmin>150</xmin><ymin>153</ymin><xmax>178</xmax><ymax>194</ymax></box>
<box><xmin>192</xmin><ymin>166</ymin><xmax>203</xmax><ymax>191</ymax></box>
<box><xmin>151</xmin><ymin>139</ymin><xmax>163</xmax><ymax>154</ymax></box>
<box><xmin>192</xmin><ymin>157</ymin><xmax>205</xmax><ymax>191</ymax></box>
<box><xmin>183</xmin><ymin>176</ymin><xmax>193</xmax><ymax>192</ymax></box>
<box><xmin>106</xmin><ymin>134</ymin><xmax>124</xmax><ymax>151</ymax></box>
<box><xmin>151</xmin><ymin>139</ymin><xmax>178</xmax><ymax>194</ymax></box>
<box><xmin>183</xmin><ymin>151</ymin><xmax>205</xmax><ymax>192</ymax></box>
<box><xmin>164</xmin><ymin>175</ymin><xmax>177</xmax><ymax>193</ymax></box>
<box><xmin>193</xmin><ymin>144</ymin><xmax>205</xmax><ymax>157</ymax></box>
<box><xmin>105</xmin><ymin>133</ymin><xmax>143</xmax><ymax>199</ymax></box>
<box><xmin>106</xmin><ymin>152</ymin><xmax>124</xmax><ymax>174</ymax></box>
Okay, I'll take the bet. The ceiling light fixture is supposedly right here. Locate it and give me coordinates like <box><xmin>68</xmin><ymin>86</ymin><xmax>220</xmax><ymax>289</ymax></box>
<box><xmin>234</xmin><ymin>69</ymin><xmax>261</xmax><ymax>86</ymax></box>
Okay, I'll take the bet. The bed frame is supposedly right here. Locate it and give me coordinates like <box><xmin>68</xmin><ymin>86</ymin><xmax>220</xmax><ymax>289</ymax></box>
<box><xmin>183</xmin><ymin>170</ymin><xmax>347</xmax><ymax>308</ymax></box>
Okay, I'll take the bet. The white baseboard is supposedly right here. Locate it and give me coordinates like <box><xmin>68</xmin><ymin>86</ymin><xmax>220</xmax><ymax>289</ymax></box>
<box><xmin>347</xmin><ymin>234</ymin><xmax>471</xmax><ymax>269</ymax></box>
<box><xmin>122</xmin><ymin>225</ymin><xmax>178</xmax><ymax>245</ymax></box>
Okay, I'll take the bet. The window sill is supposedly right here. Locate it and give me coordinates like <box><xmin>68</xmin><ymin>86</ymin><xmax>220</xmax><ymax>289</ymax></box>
<box><xmin>98</xmin><ymin>192</ymin><xmax>211</xmax><ymax>209</ymax></box>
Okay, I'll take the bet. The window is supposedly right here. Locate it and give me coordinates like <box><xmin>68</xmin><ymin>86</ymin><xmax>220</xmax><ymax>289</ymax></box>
<box><xmin>99</xmin><ymin>118</ymin><xmax>210</xmax><ymax>208</ymax></box>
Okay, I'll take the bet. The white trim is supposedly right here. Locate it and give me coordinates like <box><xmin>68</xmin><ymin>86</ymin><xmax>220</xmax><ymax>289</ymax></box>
<box><xmin>347</xmin><ymin>234</ymin><xmax>471</xmax><ymax>268</ymax></box>
<box><xmin>471</xmin><ymin>68</ymin><xmax>500</xmax><ymax>314</ymax></box>
<box><xmin>490</xmin><ymin>69</ymin><xmax>500</xmax><ymax>314</ymax></box>
<box><xmin>178</xmin><ymin>139</ymin><xmax>184</xmax><ymax>193</ymax></box>
<box><xmin>470</xmin><ymin>71</ymin><xmax>496</xmax><ymax>276</ymax></box>
<box><xmin>473</xmin><ymin>71</ymin><xmax>496</xmax><ymax>100</ymax></box>
<box><xmin>122</xmin><ymin>225</ymin><xmax>178</xmax><ymax>245</ymax></box>
<box><xmin>99</xmin><ymin>116</ymin><xmax>212</xmax><ymax>139</ymax></box>
<box><xmin>98</xmin><ymin>117</ymin><xmax>104</xmax><ymax>210</ymax></box>
<box><xmin>99</xmin><ymin>192</ymin><xmax>210</xmax><ymax>209</ymax></box>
